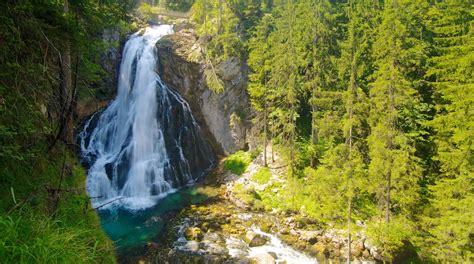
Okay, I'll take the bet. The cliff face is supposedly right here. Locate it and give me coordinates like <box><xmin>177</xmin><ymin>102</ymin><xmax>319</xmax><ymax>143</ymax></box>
<box><xmin>77</xmin><ymin>27</ymin><xmax>124</xmax><ymax>121</ymax></box>
<box><xmin>156</xmin><ymin>29</ymin><xmax>249</xmax><ymax>155</ymax></box>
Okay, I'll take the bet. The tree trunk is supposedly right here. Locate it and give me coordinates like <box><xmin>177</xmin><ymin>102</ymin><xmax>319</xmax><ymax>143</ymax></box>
<box><xmin>347</xmin><ymin>198</ymin><xmax>352</xmax><ymax>264</ymax></box>
<box><xmin>218</xmin><ymin>0</ymin><xmax>223</xmax><ymax>35</ymax></box>
<box><xmin>263</xmin><ymin>110</ymin><xmax>268</xmax><ymax>167</ymax></box>
<box><xmin>310</xmin><ymin>104</ymin><xmax>318</xmax><ymax>168</ymax></box>
<box><xmin>386</xmin><ymin>168</ymin><xmax>391</xmax><ymax>223</ymax></box>
<box><xmin>60</xmin><ymin>0</ymin><xmax>73</xmax><ymax>142</ymax></box>
<box><xmin>271</xmin><ymin>134</ymin><xmax>275</xmax><ymax>163</ymax></box>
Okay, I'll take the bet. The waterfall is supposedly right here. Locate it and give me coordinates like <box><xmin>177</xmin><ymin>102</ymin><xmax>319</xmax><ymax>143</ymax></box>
<box><xmin>79</xmin><ymin>25</ymin><xmax>215</xmax><ymax>210</ymax></box>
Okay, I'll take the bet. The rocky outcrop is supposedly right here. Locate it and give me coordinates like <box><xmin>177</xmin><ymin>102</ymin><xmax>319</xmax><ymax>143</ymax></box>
<box><xmin>156</xmin><ymin>28</ymin><xmax>250</xmax><ymax>155</ymax></box>
<box><xmin>77</xmin><ymin>27</ymin><xmax>126</xmax><ymax>120</ymax></box>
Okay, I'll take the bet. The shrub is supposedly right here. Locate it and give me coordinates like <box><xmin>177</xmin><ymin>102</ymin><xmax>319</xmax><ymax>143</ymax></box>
<box><xmin>223</xmin><ymin>151</ymin><xmax>252</xmax><ymax>175</ymax></box>
<box><xmin>251</xmin><ymin>167</ymin><xmax>272</xmax><ymax>184</ymax></box>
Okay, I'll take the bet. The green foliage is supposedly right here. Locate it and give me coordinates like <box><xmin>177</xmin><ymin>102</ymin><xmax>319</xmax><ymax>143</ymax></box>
<box><xmin>232</xmin><ymin>183</ymin><xmax>264</xmax><ymax>211</ymax></box>
<box><xmin>168</xmin><ymin>0</ymin><xmax>195</xmax><ymax>11</ymax></box>
<box><xmin>191</xmin><ymin>0</ymin><xmax>248</xmax><ymax>61</ymax></box>
<box><xmin>0</xmin><ymin>211</ymin><xmax>114</xmax><ymax>263</ymax></box>
<box><xmin>366</xmin><ymin>216</ymin><xmax>415</xmax><ymax>260</ymax></box>
<box><xmin>0</xmin><ymin>0</ymin><xmax>132</xmax><ymax>261</ymax></box>
<box><xmin>251</xmin><ymin>167</ymin><xmax>271</xmax><ymax>184</ymax></box>
<box><xmin>0</xmin><ymin>144</ymin><xmax>115</xmax><ymax>263</ymax></box>
<box><xmin>420</xmin><ymin>0</ymin><xmax>474</xmax><ymax>261</ymax></box>
<box><xmin>238</xmin><ymin>0</ymin><xmax>473</xmax><ymax>260</ymax></box>
<box><xmin>223</xmin><ymin>151</ymin><xmax>252</xmax><ymax>175</ymax></box>
<box><xmin>138</xmin><ymin>3</ymin><xmax>155</xmax><ymax>20</ymax></box>
<box><xmin>204</xmin><ymin>65</ymin><xmax>225</xmax><ymax>93</ymax></box>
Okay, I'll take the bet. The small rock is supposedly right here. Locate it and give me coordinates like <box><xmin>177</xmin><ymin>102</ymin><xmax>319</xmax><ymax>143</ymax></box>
<box><xmin>267</xmin><ymin>252</ymin><xmax>278</xmax><ymax>259</ymax></box>
<box><xmin>356</xmin><ymin>220</ymin><xmax>366</xmax><ymax>227</ymax></box>
<box><xmin>310</xmin><ymin>242</ymin><xmax>328</xmax><ymax>257</ymax></box>
<box><xmin>362</xmin><ymin>249</ymin><xmax>371</xmax><ymax>259</ymax></box>
<box><xmin>200</xmin><ymin>222</ymin><xmax>210</xmax><ymax>232</ymax></box>
<box><xmin>185</xmin><ymin>227</ymin><xmax>203</xmax><ymax>241</ymax></box>
<box><xmin>245</xmin><ymin>231</ymin><xmax>268</xmax><ymax>247</ymax></box>
<box><xmin>183</xmin><ymin>241</ymin><xmax>200</xmax><ymax>252</ymax></box>
<box><xmin>279</xmin><ymin>228</ymin><xmax>289</xmax><ymax>235</ymax></box>
<box><xmin>299</xmin><ymin>230</ymin><xmax>322</xmax><ymax>244</ymax></box>
<box><xmin>352</xmin><ymin>242</ymin><xmax>364</xmax><ymax>257</ymax></box>
<box><xmin>249</xmin><ymin>252</ymin><xmax>276</xmax><ymax>264</ymax></box>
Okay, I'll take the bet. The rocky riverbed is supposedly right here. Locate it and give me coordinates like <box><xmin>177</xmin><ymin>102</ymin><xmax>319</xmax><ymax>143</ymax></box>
<box><xmin>119</xmin><ymin>153</ymin><xmax>380</xmax><ymax>264</ymax></box>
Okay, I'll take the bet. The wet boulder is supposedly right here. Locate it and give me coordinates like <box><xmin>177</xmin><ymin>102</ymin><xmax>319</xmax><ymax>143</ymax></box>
<box><xmin>249</xmin><ymin>252</ymin><xmax>276</xmax><ymax>264</ymax></box>
<box><xmin>245</xmin><ymin>231</ymin><xmax>268</xmax><ymax>247</ymax></box>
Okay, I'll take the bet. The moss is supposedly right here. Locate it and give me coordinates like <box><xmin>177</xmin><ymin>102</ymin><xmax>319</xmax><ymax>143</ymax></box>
<box><xmin>223</xmin><ymin>151</ymin><xmax>252</xmax><ymax>175</ymax></box>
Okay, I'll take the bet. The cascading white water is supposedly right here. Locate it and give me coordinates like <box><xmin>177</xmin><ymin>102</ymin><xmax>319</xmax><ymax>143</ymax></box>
<box><xmin>79</xmin><ymin>25</ymin><xmax>214</xmax><ymax>210</ymax></box>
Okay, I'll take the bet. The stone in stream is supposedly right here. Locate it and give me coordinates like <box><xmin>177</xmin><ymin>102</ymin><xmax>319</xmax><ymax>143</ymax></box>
<box><xmin>245</xmin><ymin>231</ymin><xmax>269</xmax><ymax>247</ymax></box>
<box><xmin>249</xmin><ymin>252</ymin><xmax>277</xmax><ymax>264</ymax></box>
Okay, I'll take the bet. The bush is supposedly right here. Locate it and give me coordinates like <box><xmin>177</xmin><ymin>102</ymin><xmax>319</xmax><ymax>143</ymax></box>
<box><xmin>366</xmin><ymin>217</ymin><xmax>415</xmax><ymax>261</ymax></box>
<box><xmin>223</xmin><ymin>151</ymin><xmax>252</xmax><ymax>175</ymax></box>
<box><xmin>251</xmin><ymin>167</ymin><xmax>271</xmax><ymax>184</ymax></box>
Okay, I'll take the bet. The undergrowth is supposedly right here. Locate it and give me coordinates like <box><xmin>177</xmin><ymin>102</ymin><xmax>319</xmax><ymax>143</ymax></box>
<box><xmin>0</xmin><ymin>143</ymin><xmax>115</xmax><ymax>263</ymax></box>
<box><xmin>223</xmin><ymin>150</ymin><xmax>252</xmax><ymax>175</ymax></box>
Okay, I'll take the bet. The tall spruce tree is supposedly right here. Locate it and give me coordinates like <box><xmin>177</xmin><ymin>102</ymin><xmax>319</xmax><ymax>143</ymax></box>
<box><xmin>422</xmin><ymin>0</ymin><xmax>474</xmax><ymax>261</ymax></box>
<box><xmin>368</xmin><ymin>0</ymin><xmax>426</xmax><ymax>222</ymax></box>
<box><xmin>248</xmin><ymin>14</ymin><xmax>274</xmax><ymax>166</ymax></box>
<box><xmin>338</xmin><ymin>0</ymin><xmax>374</xmax><ymax>261</ymax></box>
<box><xmin>297</xmin><ymin>0</ymin><xmax>335</xmax><ymax>168</ymax></box>
<box><xmin>268</xmin><ymin>0</ymin><xmax>300</xmax><ymax>178</ymax></box>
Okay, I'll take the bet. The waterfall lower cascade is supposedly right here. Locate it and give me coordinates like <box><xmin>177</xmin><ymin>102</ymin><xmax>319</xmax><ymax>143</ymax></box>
<box><xmin>79</xmin><ymin>25</ymin><xmax>215</xmax><ymax>210</ymax></box>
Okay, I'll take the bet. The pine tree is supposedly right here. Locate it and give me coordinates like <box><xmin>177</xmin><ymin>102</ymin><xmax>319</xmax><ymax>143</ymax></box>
<box><xmin>337</xmin><ymin>0</ymin><xmax>375</xmax><ymax>261</ymax></box>
<box><xmin>267</xmin><ymin>1</ymin><xmax>300</xmax><ymax>178</ymax></box>
<box><xmin>422</xmin><ymin>0</ymin><xmax>474</xmax><ymax>261</ymax></box>
<box><xmin>368</xmin><ymin>0</ymin><xmax>427</xmax><ymax>223</ymax></box>
<box><xmin>248</xmin><ymin>14</ymin><xmax>274</xmax><ymax>166</ymax></box>
<box><xmin>297</xmin><ymin>0</ymin><xmax>335</xmax><ymax>168</ymax></box>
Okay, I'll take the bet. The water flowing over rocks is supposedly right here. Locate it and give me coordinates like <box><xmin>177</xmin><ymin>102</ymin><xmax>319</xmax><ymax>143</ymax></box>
<box><xmin>79</xmin><ymin>26</ymin><xmax>215</xmax><ymax>210</ymax></box>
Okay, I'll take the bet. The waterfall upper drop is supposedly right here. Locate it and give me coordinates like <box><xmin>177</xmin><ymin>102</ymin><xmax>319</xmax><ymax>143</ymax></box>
<box><xmin>79</xmin><ymin>25</ymin><xmax>215</xmax><ymax>210</ymax></box>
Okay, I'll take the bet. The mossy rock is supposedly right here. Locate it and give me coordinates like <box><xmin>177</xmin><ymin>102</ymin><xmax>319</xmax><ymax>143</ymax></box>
<box><xmin>185</xmin><ymin>227</ymin><xmax>203</xmax><ymax>241</ymax></box>
<box><xmin>245</xmin><ymin>231</ymin><xmax>269</xmax><ymax>247</ymax></box>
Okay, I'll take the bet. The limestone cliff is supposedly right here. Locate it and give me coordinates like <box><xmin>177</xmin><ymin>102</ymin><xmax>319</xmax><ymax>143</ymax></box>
<box><xmin>156</xmin><ymin>28</ymin><xmax>249</xmax><ymax>155</ymax></box>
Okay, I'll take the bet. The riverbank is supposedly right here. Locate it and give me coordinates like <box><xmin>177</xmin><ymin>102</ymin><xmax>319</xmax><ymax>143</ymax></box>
<box><xmin>121</xmin><ymin>150</ymin><xmax>380</xmax><ymax>264</ymax></box>
<box><xmin>0</xmin><ymin>143</ymin><xmax>116</xmax><ymax>263</ymax></box>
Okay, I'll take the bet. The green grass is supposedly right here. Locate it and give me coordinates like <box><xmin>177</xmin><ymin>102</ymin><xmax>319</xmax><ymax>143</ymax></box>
<box><xmin>0</xmin><ymin>143</ymin><xmax>115</xmax><ymax>263</ymax></box>
<box><xmin>0</xmin><ymin>211</ymin><xmax>114</xmax><ymax>263</ymax></box>
<box><xmin>251</xmin><ymin>167</ymin><xmax>272</xmax><ymax>184</ymax></box>
<box><xmin>223</xmin><ymin>151</ymin><xmax>253</xmax><ymax>175</ymax></box>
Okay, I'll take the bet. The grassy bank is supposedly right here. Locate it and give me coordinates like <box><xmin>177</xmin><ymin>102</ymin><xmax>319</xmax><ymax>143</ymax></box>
<box><xmin>0</xmin><ymin>143</ymin><xmax>115</xmax><ymax>263</ymax></box>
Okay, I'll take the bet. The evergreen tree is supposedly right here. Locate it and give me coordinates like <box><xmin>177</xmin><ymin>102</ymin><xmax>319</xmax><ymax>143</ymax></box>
<box><xmin>267</xmin><ymin>0</ymin><xmax>300</xmax><ymax>178</ymax></box>
<box><xmin>368</xmin><ymin>0</ymin><xmax>426</xmax><ymax>223</ymax></box>
<box><xmin>248</xmin><ymin>14</ymin><xmax>274</xmax><ymax>166</ymax></box>
<box><xmin>422</xmin><ymin>0</ymin><xmax>474</xmax><ymax>261</ymax></box>
<box><xmin>297</xmin><ymin>0</ymin><xmax>335</xmax><ymax>168</ymax></box>
<box><xmin>337</xmin><ymin>0</ymin><xmax>375</xmax><ymax>261</ymax></box>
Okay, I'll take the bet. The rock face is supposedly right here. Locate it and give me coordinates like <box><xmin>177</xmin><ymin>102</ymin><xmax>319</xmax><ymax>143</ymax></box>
<box><xmin>156</xmin><ymin>28</ymin><xmax>250</xmax><ymax>155</ymax></box>
<box><xmin>77</xmin><ymin>27</ymin><xmax>125</xmax><ymax>120</ymax></box>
